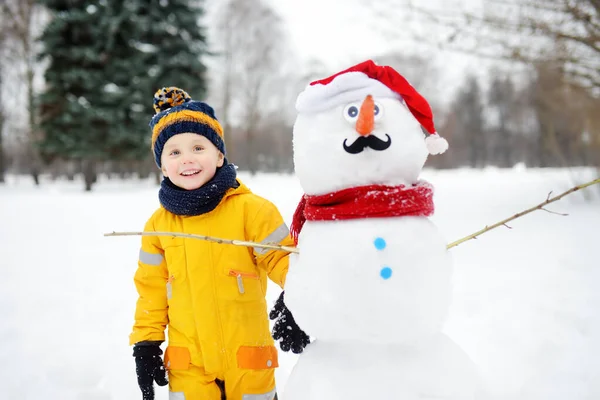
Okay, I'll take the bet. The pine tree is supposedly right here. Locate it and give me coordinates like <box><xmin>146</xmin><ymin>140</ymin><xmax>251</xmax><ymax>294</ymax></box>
<box><xmin>135</xmin><ymin>0</ymin><xmax>208</xmax><ymax>99</ymax></box>
<box><xmin>37</xmin><ymin>0</ymin><xmax>208</xmax><ymax>190</ymax></box>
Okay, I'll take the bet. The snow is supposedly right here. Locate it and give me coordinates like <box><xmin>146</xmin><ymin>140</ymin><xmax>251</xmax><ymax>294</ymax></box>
<box><xmin>1</xmin><ymin>167</ymin><xmax>599</xmax><ymax>399</ymax></box>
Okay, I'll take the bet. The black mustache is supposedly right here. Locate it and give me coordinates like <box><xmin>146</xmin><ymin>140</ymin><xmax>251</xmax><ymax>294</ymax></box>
<box><xmin>343</xmin><ymin>134</ymin><xmax>392</xmax><ymax>154</ymax></box>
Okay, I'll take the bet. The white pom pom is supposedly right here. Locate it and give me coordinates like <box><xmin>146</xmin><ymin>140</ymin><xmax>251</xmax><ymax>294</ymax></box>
<box><xmin>425</xmin><ymin>133</ymin><xmax>448</xmax><ymax>155</ymax></box>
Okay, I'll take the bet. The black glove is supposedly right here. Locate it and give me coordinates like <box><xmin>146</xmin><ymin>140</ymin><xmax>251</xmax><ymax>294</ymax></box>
<box><xmin>270</xmin><ymin>291</ymin><xmax>311</xmax><ymax>354</ymax></box>
<box><xmin>133</xmin><ymin>342</ymin><xmax>169</xmax><ymax>400</ymax></box>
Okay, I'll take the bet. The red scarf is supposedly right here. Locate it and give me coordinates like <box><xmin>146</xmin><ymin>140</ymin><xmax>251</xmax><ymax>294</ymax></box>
<box><xmin>290</xmin><ymin>182</ymin><xmax>434</xmax><ymax>244</ymax></box>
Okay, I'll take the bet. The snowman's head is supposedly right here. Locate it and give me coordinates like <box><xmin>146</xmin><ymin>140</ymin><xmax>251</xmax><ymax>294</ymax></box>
<box><xmin>293</xmin><ymin>60</ymin><xmax>447</xmax><ymax>195</ymax></box>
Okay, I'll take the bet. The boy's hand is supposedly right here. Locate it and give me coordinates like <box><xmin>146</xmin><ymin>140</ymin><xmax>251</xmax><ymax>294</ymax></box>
<box><xmin>269</xmin><ymin>291</ymin><xmax>311</xmax><ymax>354</ymax></box>
<box><xmin>133</xmin><ymin>343</ymin><xmax>169</xmax><ymax>400</ymax></box>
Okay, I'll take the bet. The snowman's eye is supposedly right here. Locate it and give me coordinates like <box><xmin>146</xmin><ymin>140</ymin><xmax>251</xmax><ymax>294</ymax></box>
<box><xmin>374</xmin><ymin>102</ymin><xmax>383</xmax><ymax>120</ymax></box>
<box><xmin>343</xmin><ymin>103</ymin><xmax>360</xmax><ymax>122</ymax></box>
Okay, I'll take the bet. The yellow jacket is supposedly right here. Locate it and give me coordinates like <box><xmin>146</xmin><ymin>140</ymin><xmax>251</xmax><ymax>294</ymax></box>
<box><xmin>130</xmin><ymin>180</ymin><xmax>293</xmax><ymax>374</ymax></box>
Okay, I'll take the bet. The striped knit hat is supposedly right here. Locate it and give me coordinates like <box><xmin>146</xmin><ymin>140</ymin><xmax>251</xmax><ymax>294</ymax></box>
<box><xmin>149</xmin><ymin>87</ymin><xmax>225</xmax><ymax>167</ymax></box>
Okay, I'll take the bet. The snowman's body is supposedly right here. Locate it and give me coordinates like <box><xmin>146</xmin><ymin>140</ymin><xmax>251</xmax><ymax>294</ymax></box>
<box><xmin>283</xmin><ymin>217</ymin><xmax>484</xmax><ymax>399</ymax></box>
<box><xmin>286</xmin><ymin>217</ymin><xmax>451</xmax><ymax>345</ymax></box>
<box><xmin>283</xmin><ymin>336</ymin><xmax>482</xmax><ymax>400</ymax></box>
<box><xmin>281</xmin><ymin>61</ymin><xmax>484</xmax><ymax>399</ymax></box>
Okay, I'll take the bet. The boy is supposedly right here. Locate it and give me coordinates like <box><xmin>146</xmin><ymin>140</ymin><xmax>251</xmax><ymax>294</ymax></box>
<box><xmin>130</xmin><ymin>87</ymin><xmax>293</xmax><ymax>400</ymax></box>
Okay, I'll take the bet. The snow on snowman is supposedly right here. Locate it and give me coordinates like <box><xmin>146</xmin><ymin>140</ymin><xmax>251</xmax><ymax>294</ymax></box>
<box><xmin>270</xmin><ymin>60</ymin><xmax>487</xmax><ymax>399</ymax></box>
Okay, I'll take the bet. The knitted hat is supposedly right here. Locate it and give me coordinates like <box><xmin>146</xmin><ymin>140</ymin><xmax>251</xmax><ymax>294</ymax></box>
<box><xmin>149</xmin><ymin>87</ymin><xmax>226</xmax><ymax>167</ymax></box>
<box><xmin>296</xmin><ymin>60</ymin><xmax>448</xmax><ymax>155</ymax></box>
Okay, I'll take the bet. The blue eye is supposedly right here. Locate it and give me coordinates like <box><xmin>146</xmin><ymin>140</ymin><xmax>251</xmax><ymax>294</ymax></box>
<box><xmin>343</xmin><ymin>103</ymin><xmax>361</xmax><ymax>122</ymax></box>
<box><xmin>373</xmin><ymin>102</ymin><xmax>383</xmax><ymax>120</ymax></box>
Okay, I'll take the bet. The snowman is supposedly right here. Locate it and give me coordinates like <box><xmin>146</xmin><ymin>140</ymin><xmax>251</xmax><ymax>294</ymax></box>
<box><xmin>280</xmin><ymin>60</ymin><xmax>485</xmax><ymax>399</ymax></box>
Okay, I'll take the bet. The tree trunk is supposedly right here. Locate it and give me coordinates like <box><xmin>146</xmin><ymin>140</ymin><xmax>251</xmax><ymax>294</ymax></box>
<box><xmin>136</xmin><ymin>159</ymin><xmax>152</xmax><ymax>180</ymax></box>
<box><xmin>220</xmin><ymin>46</ymin><xmax>234</xmax><ymax>162</ymax></box>
<box><xmin>537</xmin><ymin>124</ymin><xmax>549</xmax><ymax>168</ymax></box>
<box><xmin>66</xmin><ymin>160</ymin><xmax>75</xmax><ymax>181</ymax></box>
<box><xmin>245</xmin><ymin>128</ymin><xmax>257</xmax><ymax>175</ymax></box>
<box><xmin>26</xmin><ymin>66</ymin><xmax>41</xmax><ymax>185</ymax></box>
<box><xmin>469</xmin><ymin>138</ymin><xmax>478</xmax><ymax>168</ymax></box>
<box><xmin>0</xmin><ymin>71</ymin><xmax>4</xmax><ymax>184</ymax></box>
<box><xmin>23</xmin><ymin>4</ymin><xmax>41</xmax><ymax>186</ymax></box>
<box><xmin>0</xmin><ymin>119</ymin><xmax>4</xmax><ymax>184</ymax></box>
<box><xmin>82</xmin><ymin>159</ymin><xmax>97</xmax><ymax>191</ymax></box>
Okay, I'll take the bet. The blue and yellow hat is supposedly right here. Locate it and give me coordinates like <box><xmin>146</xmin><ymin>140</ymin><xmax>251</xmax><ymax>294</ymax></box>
<box><xmin>149</xmin><ymin>87</ymin><xmax>225</xmax><ymax>167</ymax></box>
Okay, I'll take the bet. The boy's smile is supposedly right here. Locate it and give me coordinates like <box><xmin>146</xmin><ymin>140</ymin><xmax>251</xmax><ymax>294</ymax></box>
<box><xmin>180</xmin><ymin>168</ymin><xmax>201</xmax><ymax>176</ymax></box>
<box><xmin>161</xmin><ymin>133</ymin><xmax>224</xmax><ymax>190</ymax></box>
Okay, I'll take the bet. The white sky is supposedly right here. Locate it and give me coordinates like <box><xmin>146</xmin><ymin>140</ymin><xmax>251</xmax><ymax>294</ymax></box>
<box><xmin>267</xmin><ymin>0</ymin><xmax>491</xmax><ymax>105</ymax></box>
<box><xmin>267</xmin><ymin>0</ymin><xmax>393</xmax><ymax>68</ymax></box>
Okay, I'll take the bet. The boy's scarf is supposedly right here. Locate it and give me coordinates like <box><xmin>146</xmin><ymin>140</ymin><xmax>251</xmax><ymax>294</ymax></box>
<box><xmin>158</xmin><ymin>163</ymin><xmax>238</xmax><ymax>216</ymax></box>
<box><xmin>290</xmin><ymin>181</ymin><xmax>434</xmax><ymax>244</ymax></box>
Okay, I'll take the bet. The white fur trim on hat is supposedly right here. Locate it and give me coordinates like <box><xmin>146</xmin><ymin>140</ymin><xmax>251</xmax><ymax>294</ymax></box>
<box><xmin>425</xmin><ymin>133</ymin><xmax>449</xmax><ymax>155</ymax></box>
<box><xmin>296</xmin><ymin>72</ymin><xmax>402</xmax><ymax>113</ymax></box>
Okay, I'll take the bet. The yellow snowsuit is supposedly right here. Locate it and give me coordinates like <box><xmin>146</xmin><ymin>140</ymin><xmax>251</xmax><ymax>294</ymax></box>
<box><xmin>130</xmin><ymin>180</ymin><xmax>293</xmax><ymax>400</ymax></box>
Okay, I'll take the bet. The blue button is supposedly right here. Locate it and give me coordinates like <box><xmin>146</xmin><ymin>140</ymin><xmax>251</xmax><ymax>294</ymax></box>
<box><xmin>380</xmin><ymin>266</ymin><xmax>392</xmax><ymax>280</ymax></box>
<box><xmin>373</xmin><ymin>237</ymin><xmax>386</xmax><ymax>250</ymax></box>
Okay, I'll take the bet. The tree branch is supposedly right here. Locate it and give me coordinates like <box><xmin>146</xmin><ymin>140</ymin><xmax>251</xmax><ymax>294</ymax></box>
<box><xmin>402</xmin><ymin>0</ymin><xmax>600</xmax><ymax>90</ymax></box>
<box><xmin>105</xmin><ymin>179</ymin><xmax>600</xmax><ymax>254</ymax></box>
<box><xmin>447</xmin><ymin>177</ymin><xmax>600</xmax><ymax>249</ymax></box>
<box><xmin>104</xmin><ymin>231</ymin><xmax>299</xmax><ymax>254</ymax></box>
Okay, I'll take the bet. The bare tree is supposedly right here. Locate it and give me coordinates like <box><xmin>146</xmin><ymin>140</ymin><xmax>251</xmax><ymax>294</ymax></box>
<box><xmin>529</xmin><ymin>60</ymin><xmax>599</xmax><ymax>168</ymax></box>
<box><xmin>487</xmin><ymin>70</ymin><xmax>519</xmax><ymax>167</ymax></box>
<box><xmin>1</xmin><ymin>0</ymin><xmax>45</xmax><ymax>184</ymax></box>
<box><xmin>0</xmin><ymin>66</ymin><xmax>5</xmax><ymax>184</ymax></box>
<box><xmin>0</xmin><ymin>8</ymin><xmax>6</xmax><ymax>183</ymax></box>
<box><xmin>362</xmin><ymin>0</ymin><xmax>600</xmax><ymax>94</ymax></box>
<box><xmin>209</xmin><ymin>0</ymin><xmax>299</xmax><ymax>173</ymax></box>
<box><xmin>459</xmin><ymin>75</ymin><xmax>486</xmax><ymax>167</ymax></box>
<box><xmin>477</xmin><ymin>1</ymin><xmax>599</xmax><ymax>92</ymax></box>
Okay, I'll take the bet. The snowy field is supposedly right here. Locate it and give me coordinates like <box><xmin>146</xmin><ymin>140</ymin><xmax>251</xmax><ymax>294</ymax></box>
<box><xmin>1</xmin><ymin>167</ymin><xmax>599</xmax><ymax>400</ymax></box>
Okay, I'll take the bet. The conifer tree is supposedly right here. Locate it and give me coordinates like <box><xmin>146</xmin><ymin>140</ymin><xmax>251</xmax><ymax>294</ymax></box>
<box><xmin>37</xmin><ymin>0</ymin><xmax>208</xmax><ymax>190</ymax></box>
<box><xmin>135</xmin><ymin>0</ymin><xmax>208</xmax><ymax>98</ymax></box>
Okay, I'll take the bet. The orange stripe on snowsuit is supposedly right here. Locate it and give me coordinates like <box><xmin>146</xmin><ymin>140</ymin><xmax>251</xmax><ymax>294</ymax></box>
<box><xmin>236</xmin><ymin>345</ymin><xmax>279</xmax><ymax>369</ymax></box>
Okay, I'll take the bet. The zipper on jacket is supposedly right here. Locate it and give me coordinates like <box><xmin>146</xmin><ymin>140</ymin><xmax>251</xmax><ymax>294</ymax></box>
<box><xmin>228</xmin><ymin>270</ymin><xmax>259</xmax><ymax>294</ymax></box>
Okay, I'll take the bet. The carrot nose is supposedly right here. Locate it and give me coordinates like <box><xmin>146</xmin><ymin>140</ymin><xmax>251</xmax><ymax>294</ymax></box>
<box><xmin>355</xmin><ymin>95</ymin><xmax>375</xmax><ymax>136</ymax></box>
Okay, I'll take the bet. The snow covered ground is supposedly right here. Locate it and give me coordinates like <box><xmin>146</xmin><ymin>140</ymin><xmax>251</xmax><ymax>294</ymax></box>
<box><xmin>1</xmin><ymin>166</ymin><xmax>598</xmax><ymax>400</ymax></box>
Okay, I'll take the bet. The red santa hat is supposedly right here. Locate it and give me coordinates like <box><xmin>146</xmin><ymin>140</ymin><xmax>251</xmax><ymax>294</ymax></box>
<box><xmin>295</xmin><ymin>59</ymin><xmax>448</xmax><ymax>155</ymax></box>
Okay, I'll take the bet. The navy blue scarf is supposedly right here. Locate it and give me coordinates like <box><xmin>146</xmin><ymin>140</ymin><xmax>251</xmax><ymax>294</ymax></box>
<box><xmin>158</xmin><ymin>163</ymin><xmax>238</xmax><ymax>216</ymax></box>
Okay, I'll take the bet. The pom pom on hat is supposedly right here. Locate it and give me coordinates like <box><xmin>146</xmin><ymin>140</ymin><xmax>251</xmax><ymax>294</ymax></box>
<box><xmin>153</xmin><ymin>86</ymin><xmax>192</xmax><ymax>114</ymax></box>
<box><xmin>296</xmin><ymin>60</ymin><xmax>448</xmax><ymax>155</ymax></box>
<box><xmin>425</xmin><ymin>133</ymin><xmax>449</xmax><ymax>155</ymax></box>
<box><xmin>149</xmin><ymin>87</ymin><xmax>225</xmax><ymax>167</ymax></box>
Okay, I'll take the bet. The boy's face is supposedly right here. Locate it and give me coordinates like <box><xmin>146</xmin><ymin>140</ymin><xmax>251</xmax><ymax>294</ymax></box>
<box><xmin>161</xmin><ymin>133</ymin><xmax>224</xmax><ymax>190</ymax></box>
